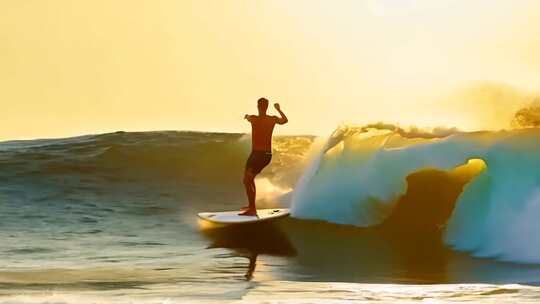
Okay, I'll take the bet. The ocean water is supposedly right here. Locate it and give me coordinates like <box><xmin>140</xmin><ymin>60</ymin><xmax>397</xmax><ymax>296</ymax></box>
<box><xmin>2</xmin><ymin>129</ymin><xmax>540</xmax><ymax>303</ymax></box>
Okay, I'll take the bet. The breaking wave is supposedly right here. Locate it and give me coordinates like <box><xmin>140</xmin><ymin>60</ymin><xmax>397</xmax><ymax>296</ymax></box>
<box><xmin>291</xmin><ymin>125</ymin><xmax>540</xmax><ymax>264</ymax></box>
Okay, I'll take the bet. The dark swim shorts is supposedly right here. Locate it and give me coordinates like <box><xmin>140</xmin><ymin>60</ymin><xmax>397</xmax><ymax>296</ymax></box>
<box><xmin>245</xmin><ymin>150</ymin><xmax>272</xmax><ymax>174</ymax></box>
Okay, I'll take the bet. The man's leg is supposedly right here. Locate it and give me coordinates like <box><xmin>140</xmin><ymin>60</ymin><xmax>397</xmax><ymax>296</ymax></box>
<box><xmin>239</xmin><ymin>169</ymin><xmax>257</xmax><ymax>216</ymax></box>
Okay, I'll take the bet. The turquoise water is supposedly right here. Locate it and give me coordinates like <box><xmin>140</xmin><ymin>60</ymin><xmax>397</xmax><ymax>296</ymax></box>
<box><xmin>1</xmin><ymin>130</ymin><xmax>540</xmax><ymax>303</ymax></box>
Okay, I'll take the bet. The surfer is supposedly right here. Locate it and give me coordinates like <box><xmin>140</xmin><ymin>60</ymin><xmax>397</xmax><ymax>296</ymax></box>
<box><xmin>239</xmin><ymin>98</ymin><xmax>288</xmax><ymax>216</ymax></box>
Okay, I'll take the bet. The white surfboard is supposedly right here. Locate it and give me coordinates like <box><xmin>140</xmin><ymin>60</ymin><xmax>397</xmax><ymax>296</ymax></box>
<box><xmin>198</xmin><ymin>208</ymin><xmax>290</xmax><ymax>224</ymax></box>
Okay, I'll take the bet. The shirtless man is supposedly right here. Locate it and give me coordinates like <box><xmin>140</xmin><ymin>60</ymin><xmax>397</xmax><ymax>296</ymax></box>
<box><xmin>239</xmin><ymin>98</ymin><xmax>288</xmax><ymax>216</ymax></box>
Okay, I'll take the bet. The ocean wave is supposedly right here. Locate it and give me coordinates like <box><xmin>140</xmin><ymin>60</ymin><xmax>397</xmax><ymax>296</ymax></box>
<box><xmin>5</xmin><ymin>127</ymin><xmax>540</xmax><ymax>264</ymax></box>
<box><xmin>291</xmin><ymin>126</ymin><xmax>540</xmax><ymax>264</ymax></box>
<box><xmin>0</xmin><ymin>131</ymin><xmax>315</xmax><ymax>188</ymax></box>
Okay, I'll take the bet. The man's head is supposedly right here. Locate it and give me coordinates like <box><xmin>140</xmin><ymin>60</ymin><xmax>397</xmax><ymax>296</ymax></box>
<box><xmin>257</xmin><ymin>97</ymin><xmax>269</xmax><ymax>114</ymax></box>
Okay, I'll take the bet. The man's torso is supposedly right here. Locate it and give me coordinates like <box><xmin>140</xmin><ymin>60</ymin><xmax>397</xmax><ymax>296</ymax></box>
<box><xmin>250</xmin><ymin>115</ymin><xmax>276</xmax><ymax>152</ymax></box>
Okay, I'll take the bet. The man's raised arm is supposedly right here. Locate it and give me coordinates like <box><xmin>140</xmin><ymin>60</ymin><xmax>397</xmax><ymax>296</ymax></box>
<box><xmin>273</xmin><ymin>103</ymin><xmax>288</xmax><ymax>125</ymax></box>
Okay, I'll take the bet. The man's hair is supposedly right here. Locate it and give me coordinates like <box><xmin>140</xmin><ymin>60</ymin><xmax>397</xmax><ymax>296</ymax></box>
<box><xmin>257</xmin><ymin>97</ymin><xmax>269</xmax><ymax>106</ymax></box>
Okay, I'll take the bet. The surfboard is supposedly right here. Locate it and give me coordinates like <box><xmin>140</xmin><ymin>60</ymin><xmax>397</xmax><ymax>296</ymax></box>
<box><xmin>198</xmin><ymin>208</ymin><xmax>290</xmax><ymax>224</ymax></box>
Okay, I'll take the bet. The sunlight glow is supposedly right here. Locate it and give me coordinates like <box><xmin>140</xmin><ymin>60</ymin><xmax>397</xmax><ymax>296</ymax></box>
<box><xmin>366</xmin><ymin>0</ymin><xmax>418</xmax><ymax>17</ymax></box>
<box><xmin>1</xmin><ymin>1</ymin><xmax>539</xmax><ymax>139</ymax></box>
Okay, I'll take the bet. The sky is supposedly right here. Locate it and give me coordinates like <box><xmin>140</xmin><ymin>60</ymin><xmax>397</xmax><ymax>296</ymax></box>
<box><xmin>2</xmin><ymin>0</ymin><xmax>540</xmax><ymax>140</ymax></box>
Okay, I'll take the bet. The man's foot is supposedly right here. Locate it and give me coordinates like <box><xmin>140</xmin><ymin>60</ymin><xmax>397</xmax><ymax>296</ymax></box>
<box><xmin>238</xmin><ymin>209</ymin><xmax>258</xmax><ymax>216</ymax></box>
<box><xmin>240</xmin><ymin>206</ymin><xmax>249</xmax><ymax>211</ymax></box>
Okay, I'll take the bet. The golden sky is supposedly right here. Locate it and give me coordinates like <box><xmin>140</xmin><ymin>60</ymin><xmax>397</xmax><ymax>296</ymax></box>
<box><xmin>2</xmin><ymin>0</ymin><xmax>540</xmax><ymax>140</ymax></box>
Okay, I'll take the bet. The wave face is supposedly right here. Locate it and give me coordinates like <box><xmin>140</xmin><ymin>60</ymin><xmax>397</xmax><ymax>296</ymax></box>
<box><xmin>291</xmin><ymin>127</ymin><xmax>540</xmax><ymax>264</ymax></box>
<box><xmin>0</xmin><ymin>131</ymin><xmax>316</xmax><ymax>275</ymax></box>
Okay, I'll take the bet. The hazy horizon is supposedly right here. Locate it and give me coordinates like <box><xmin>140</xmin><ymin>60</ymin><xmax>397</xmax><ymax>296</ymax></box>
<box><xmin>0</xmin><ymin>127</ymin><xmax>322</xmax><ymax>143</ymax></box>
